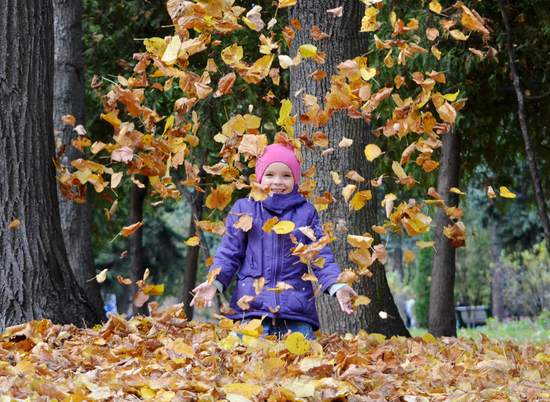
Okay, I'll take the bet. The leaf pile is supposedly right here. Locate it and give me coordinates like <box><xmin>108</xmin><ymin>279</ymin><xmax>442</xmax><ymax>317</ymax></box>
<box><xmin>2</xmin><ymin>306</ymin><xmax>550</xmax><ymax>401</ymax></box>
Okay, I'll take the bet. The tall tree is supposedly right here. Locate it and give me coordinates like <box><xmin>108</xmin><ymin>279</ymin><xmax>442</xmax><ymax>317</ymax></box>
<box><xmin>54</xmin><ymin>0</ymin><xmax>104</xmax><ymax>319</ymax></box>
<box><xmin>0</xmin><ymin>0</ymin><xmax>100</xmax><ymax>332</ymax></box>
<box><xmin>289</xmin><ymin>0</ymin><xmax>409</xmax><ymax>337</ymax></box>
<box><xmin>428</xmin><ymin>127</ymin><xmax>461</xmax><ymax>337</ymax></box>
<box><xmin>496</xmin><ymin>0</ymin><xmax>550</xmax><ymax>256</ymax></box>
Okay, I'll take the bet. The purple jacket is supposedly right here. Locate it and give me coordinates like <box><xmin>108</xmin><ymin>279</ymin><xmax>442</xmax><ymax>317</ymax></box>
<box><xmin>209</xmin><ymin>185</ymin><xmax>342</xmax><ymax>330</ymax></box>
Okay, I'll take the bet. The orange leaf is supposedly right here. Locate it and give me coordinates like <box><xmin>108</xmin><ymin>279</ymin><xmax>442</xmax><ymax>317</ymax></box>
<box><xmin>404</xmin><ymin>250</ymin><xmax>415</xmax><ymax>263</ymax></box>
<box><xmin>62</xmin><ymin>115</ymin><xmax>76</xmax><ymax>126</ymax></box>
<box><xmin>346</xmin><ymin>170</ymin><xmax>365</xmax><ymax>182</ymax></box>
<box><xmin>313</xmin><ymin>131</ymin><xmax>328</xmax><ymax>147</ymax></box>
<box><xmin>487</xmin><ymin>186</ymin><xmax>496</xmax><ymax>198</ymax></box>
<box><xmin>336</xmin><ymin>269</ymin><xmax>360</xmax><ymax>284</ymax></box>
<box><xmin>122</xmin><ymin>221</ymin><xmax>144</xmax><ymax>237</ymax></box>
<box><xmin>237</xmin><ymin>295</ymin><xmax>256</xmax><ymax>310</ymax></box>
<box><xmin>262</xmin><ymin>217</ymin><xmax>279</xmax><ymax>234</ymax></box>
<box><xmin>134</xmin><ymin>290</ymin><xmax>149</xmax><ymax>308</ymax></box>
<box><xmin>8</xmin><ymin>219</ymin><xmax>20</xmax><ymax>228</ymax></box>
<box><xmin>310</xmin><ymin>25</ymin><xmax>330</xmax><ymax>40</ymax></box>
<box><xmin>234</xmin><ymin>214</ymin><xmax>254</xmax><ymax>232</ymax></box>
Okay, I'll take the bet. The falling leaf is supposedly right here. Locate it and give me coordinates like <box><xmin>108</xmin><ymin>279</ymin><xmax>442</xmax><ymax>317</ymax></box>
<box><xmin>185</xmin><ymin>236</ymin><xmax>200</xmax><ymax>246</ymax></box>
<box><xmin>346</xmin><ymin>171</ymin><xmax>365</xmax><ymax>182</ymax></box>
<box><xmin>499</xmin><ymin>186</ymin><xmax>516</xmax><ymax>198</ymax></box>
<box><xmin>285</xmin><ymin>332</ymin><xmax>311</xmax><ymax>355</ymax></box>
<box><xmin>310</xmin><ymin>26</ymin><xmax>330</xmax><ymax>40</ymax></box>
<box><xmin>290</xmin><ymin>19</ymin><xmax>301</xmax><ymax>30</ymax></box>
<box><xmin>144</xmin><ymin>284</ymin><xmax>164</xmax><ymax>296</ymax></box>
<box><xmin>326</xmin><ymin>6</ymin><xmax>343</xmax><ymax>17</ymax></box>
<box><xmin>122</xmin><ymin>221</ymin><xmax>144</xmax><ymax>237</ymax></box>
<box><xmin>298</xmin><ymin>44</ymin><xmax>318</xmax><ymax>58</ymax></box>
<box><xmin>301</xmin><ymin>273</ymin><xmax>318</xmax><ymax>282</ymax></box>
<box><xmin>234</xmin><ymin>214</ymin><xmax>254</xmax><ymax>232</ymax></box>
<box><xmin>339</xmin><ymin>137</ymin><xmax>353</xmax><ymax>148</ymax></box>
<box><xmin>279</xmin><ymin>0</ymin><xmax>297</xmax><ymax>8</ymax></box>
<box><xmin>309</xmin><ymin>69</ymin><xmax>327</xmax><ymax>81</ymax></box>
<box><xmin>404</xmin><ymin>250</ymin><xmax>415</xmax><ymax>263</ymax></box>
<box><xmin>253</xmin><ymin>278</ymin><xmax>266</xmax><ymax>295</ymax></box>
<box><xmin>237</xmin><ymin>295</ymin><xmax>256</xmax><ymax>310</ymax></box>
<box><xmin>96</xmin><ymin>269</ymin><xmax>108</xmax><ymax>283</ymax></box>
<box><xmin>331</xmin><ymin>171</ymin><xmax>342</xmax><ymax>184</ymax></box>
<box><xmin>352</xmin><ymin>295</ymin><xmax>371</xmax><ymax>308</ymax></box>
<box><xmin>379</xmin><ymin>311</ymin><xmax>388</xmax><ymax>319</ymax></box>
<box><xmin>134</xmin><ymin>290</ymin><xmax>149</xmax><ymax>308</ymax></box>
<box><xmin>62</xmin><ymin>115</ymin><xmax>76</xmax><ymax>126</ymax></box>
<box><xmin>450</xmin><ymin>187</ymin><xmax>466</xmax><ymax>195</ymax></box>
<box><xmin>416</xmin><ymin>241</ymin><xmax>436</xmax><ymax>249</ymax></box>
<box><xmin>336</xmin><ymin>269</ymin><xmax>360</xmax><ymax>284</ymax></box>
<box><xmin>487</xmin><ymin>186</ymin><xmax>496</xmax><ymax>198</ymax></box>
<box><xmin>429</xmin><ymin>1</ymin><xmax>442</xmax><ymax>14</ymax></box>
<box><xmin>365</xmin><ymin>144</ymin><xmax>382</xmax><ymax>162</ymax></box>
<box><xmin>302</xmin><ymin>164</ymin><xmax>316</xmax><ymax>178</ymax></box>
<box><xmin>262</xmin><ymin>217</ymin><xmax>279</xmax><ymax>234</ymax></box>
<box><xmin>111</xmin><ymin>172</ymin><xmax>123</xmax><ymax>189</ymax></box>
<box><xmin>313</xmin><ymin>131</ymin><xmax>328</xmax><ymax>147</ymax></box>
<box><xmin>342</xmin><ymin>185</ymin><xmax>357</xmax><ymax>202</ymax></box>
<box><xmin>116</xmin><ymin>275</ymin><xmax>131</xmax><ymax>284</ymax></box>
<box><xmin>273</xmin><ymin>221</ymin><xmax>295</xmax><ymax>234</ymax></box>
<box><xmin>349</xmin><ymin>191</ymin><xmax>372</xmax><ymax>211</ymax></box>
<box><xmin>427</xmin><ymin>27</ymin><xmax>440</xmax><ymax>41</ymax></box>
<box><xmin>111</xmin><ymin>146</ymin><xmax>134</xmax><ymax>163</ymax></box>
<box><xmin>8</xmin><ymin>219</ymin><xmax>20</xmax><ymax>228</ymax></box>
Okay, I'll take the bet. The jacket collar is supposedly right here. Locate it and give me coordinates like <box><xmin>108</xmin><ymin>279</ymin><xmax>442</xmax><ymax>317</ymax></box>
<box><xmin>261</xmin><ymin>185</ymin><xmax>307</xmax><ymax>215</ymax></box>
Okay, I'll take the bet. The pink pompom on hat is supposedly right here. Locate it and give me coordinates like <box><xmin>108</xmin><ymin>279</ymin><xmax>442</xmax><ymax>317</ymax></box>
<box><xmin>255</xmin><ymin>143</ymin><xmax>301</xmax><ymax>186</ymax></box>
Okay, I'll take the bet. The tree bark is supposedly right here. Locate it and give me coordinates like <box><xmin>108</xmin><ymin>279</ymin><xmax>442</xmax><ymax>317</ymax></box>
<box><xmin>129</xmin><ymin>176</ymin><xmax>149</xmax><ymax>317</ymax></box>
<box><xmin>428</xmin><ymin>127</ymin><xmax>460</xmax><ymax>337</ymax></box>
<box><xmin>0</xmin><ymin>0</ymin><xmax>100</xmax><ymax>332</ymax></box>
<box><xmin>53</xmin><ymin>0</ymin><xmax>105</xmax><ymax>320</ymax></box>
<box><xmin>393</xmin><ymin>240</ymin><xmax>404</xmax><ymax>282</ymax></box>
<box><xmin>497</xmin><ymin>0</ymin><xmax>550</xmax><ymax>256</ymax></box>
<box><xmin>289</xmin><ymin>0</ymin><xmax>409</xmax><ymax>337</ymax></box>
<box><xmin>491</xmin><ymin>225</ymin><xmax>505</xmax><ymax>320</ymax></box>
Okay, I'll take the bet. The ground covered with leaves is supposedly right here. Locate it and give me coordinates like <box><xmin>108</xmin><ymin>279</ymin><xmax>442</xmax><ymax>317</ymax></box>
<box><xmin>1</xmin><ymin>304</ymin><xmax>549</xmax><ymax>402</ymax></box>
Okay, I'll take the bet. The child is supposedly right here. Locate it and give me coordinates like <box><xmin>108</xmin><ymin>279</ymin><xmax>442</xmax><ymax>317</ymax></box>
<box><xmin>191</xmin><ymin>143</ymin><xmax>358</xmax><ymax>339</ymax></box>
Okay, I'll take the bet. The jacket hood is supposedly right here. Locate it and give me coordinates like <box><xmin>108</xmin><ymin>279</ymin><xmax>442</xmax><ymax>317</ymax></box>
<box><xmin>261</xmin><ymin>185</ymin><xmax>307</xmax><ymax>215</ymax></box>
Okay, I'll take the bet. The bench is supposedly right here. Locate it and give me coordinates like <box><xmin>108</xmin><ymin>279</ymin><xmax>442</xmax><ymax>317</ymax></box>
<box><xmin>455</xmin><ymin>306</ymin><xmax>493</xmax><ymax>329</ymax></box>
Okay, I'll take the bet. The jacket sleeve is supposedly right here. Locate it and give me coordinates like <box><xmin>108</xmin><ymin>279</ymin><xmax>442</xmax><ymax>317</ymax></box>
<box><xmin>307</xmin><ymin>206</ymin><xmax>342</xmax><ymax>294</ymax></box>
<box><xmin>208</xmin><ymin>200</ymin><xmax>248</xmax><ymax>292</ymax></box>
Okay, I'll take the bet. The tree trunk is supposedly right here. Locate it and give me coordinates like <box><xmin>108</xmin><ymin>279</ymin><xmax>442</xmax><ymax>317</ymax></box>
<box><xmin>53</xmin><ymin>0</ymin><xmax>104</xmax><ymax>320</ymax></box>
<box><xmin>289</xmin><ymin>0</ymin><xmax>409</xmax><ymax>337</ymax></box>
<box><xmin>0</xmin><ymin>0</ymin><xmax>100</xmax><ymax>332</ymax></box>
<box><xmin>393</xmin><ymin>240</ymin><xmax>404</xmax><ymax>281</ymax></box>
<box><xmin>428</xmin><ymin>127</ymin><xmax>460</xmax><ymax>337</ymax></box>
<box><xmin>491</xmin><ymin>225</ymin><xmax>505</xmax><ymax>320</ymax></box>
<box><xmin>497</xmin><ymin>0</ymin><xmax>550</xmax><ymax>256</ymax></box>
<box><xmin>181</xmin><ymin>189</ymin><xmax>206</xmax><ymax>319</ymax></box>
<box><xmin>130</xmin><ymin>176</ymin><xmax>149</xmax><ymax>317</ymax></box>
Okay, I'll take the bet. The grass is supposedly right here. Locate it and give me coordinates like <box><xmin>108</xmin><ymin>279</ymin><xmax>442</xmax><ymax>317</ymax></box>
<box><xmin>409</xmin><ymin>317</ymin><xmax>550</xmax><ymax>344</ymax></box>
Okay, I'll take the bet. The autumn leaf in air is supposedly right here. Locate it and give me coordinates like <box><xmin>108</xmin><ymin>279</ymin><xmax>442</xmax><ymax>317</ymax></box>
<box><xmin>8</xmin><ymin>219</ymin><xmax>20</xmax><ymax>228</ymax></box>
<box><xmin>499</xmin><ymin>186</ymin><xmax>516</xmax><ymax>198</ymax></box>
<box><xmin>121</xmin><ymin>221</ymin><xmax>144</xmax><ymax>237</ymax></box>
<box><xmin>326</xmin><ymin>6</ymin><xmax>343</xmax><ymax>17</ymax></box>
<box><xmin>310</xmin><ymin>26</ymin><xmax>330</xmax><ymax>40</ymax></box>
<box><xmin>404</xmin><ymin>250</ymin><xmax>415</xmax><ymax>263</ymax></box>
<box><xmin>184</xmin><ymin>236</ymin><xmax>200</xmax><ymax>246</ymax></box>
<box><xmin>416</xmin><ymin>240</ymin><xmax>436</xmax><ymax>249</ymax></box>
<box><xmin>237</xmin><ymin>295</ymin><xmax>256</xmax><ymax>310</ymax></box>
<box><xmin>234</xmin><ymin>214</ymin><xmax>253</xmax><ymax>232</ymax></box>
<box><xmin>487</xmin><ymin>186</ymin><xmax>496</xmax><ymax>198</ymax></box>
<box><xmin>111</xmin><ymin>146</ymin><xmax>134</xmax><ymax>163</ymax></box>
<box><xmin>298</xmin><ymin>44</ymin><xmax>318</xmax><ymax>58</ymax></box>
<box><xmin>262</xmin><ymin>217</ymin><xmax>279</xmax><ymax>234</ymax></box>
<box><xmin>364</xmin><ymin>144</ymin><xmax>382</xmax><ymax>161</ymax></box>
<box><xmin>253</xmin><ymin>277</ymin><xmax>266</xmax><ymax>295</ymax></box>
<box><xmin>273</xmin><ymin>220</ymin><xmax>295</xmax><ymax>234</ymax></box>
<box><xmin>62</xmin><ymin>114</ymin><xmax>76</xmax><ymax>126</ymax></box>
<box><xmin>336</xmin><ymin>269</ymin><xmax>360</xmax><ymax>284</ymax></box>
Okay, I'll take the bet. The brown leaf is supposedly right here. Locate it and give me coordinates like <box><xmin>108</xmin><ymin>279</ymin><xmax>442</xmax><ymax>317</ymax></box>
<box><xmin>134</xmin><ymin>290</ymin><xmax>149</xmax><ymax>308</ymax></box>
<box><xmin>234</xmin><ymin>214</ymin><xmax>253</xmax><ymax>232</ymax></box>
<box><xmin>310</xmin><ymin>25</ymin><xmax>330</xmax><ymax>40</ymax></box>
<box><xmin>237</xmin><ymin>295</ymin><xmax>256</xmax><ymax>310</ymax></box>
<box><xmin>326</xmin><ymin>6</ymin><xmax>344</xmax><ymax>17</ymax></box>
<box><xmin>122</xmin><ymin>221</ymin><xmax>144</xmax><ymax>237</ymax></box>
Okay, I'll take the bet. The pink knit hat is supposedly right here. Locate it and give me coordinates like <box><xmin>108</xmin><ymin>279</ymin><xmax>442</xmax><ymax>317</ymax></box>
<box><xmin>255</xmin><ymin>144</ymin><xmax>301</xmax><ymax>186</ymax></box>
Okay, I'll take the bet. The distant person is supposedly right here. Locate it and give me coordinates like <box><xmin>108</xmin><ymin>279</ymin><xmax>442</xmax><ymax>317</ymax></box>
<box><xmin>457</xmin><ymin>296</ymin><xmax>470</xmax><ymax>306</ymax></box>
<box><xmin>405</xmin><ymin>298</ymin><xmax>415</xmax><ymax>329</ymax></box>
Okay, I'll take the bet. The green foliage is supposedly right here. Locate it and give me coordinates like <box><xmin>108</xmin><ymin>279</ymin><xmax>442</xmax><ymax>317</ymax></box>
<box><xmin>501</xmin><ymin>240</ymin><xmax>550</xmax><ymax>317</ymax></box>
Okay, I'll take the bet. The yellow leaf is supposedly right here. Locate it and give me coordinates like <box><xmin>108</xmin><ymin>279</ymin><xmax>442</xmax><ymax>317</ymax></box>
<box><xmin>331</xmin><ymin>171</ymin><xmax>342</xmax><ymax>184</ymax></box>
<box><xmin>431</xmin><ymin>45</ymin><xmax>441</xmax><ymax>60</ymax></box>
<box><xmin>429</xmin><ymin>1</ymin><xmax>442</xmax><ymax>13</ymax></box>
<box><xmin>392</xmin><ymin>161</ymin><xmax>407</xmax><ymax>180</ymax></box>
<box><xmin>278</xmin><ymin>0</ymin><xmax>297</xmax><ymax>8</ymax></box>
<box><xmin>8</xmin><ymin>219</ymin><xmax>20</xmax><ymax>228</ymax></box>
<box><xmin>342</xmin><ymin>184</ymin><xmax>357</xmax><ymax>202</ymax></box>
<box><xmin>161</xmin><ymin>36</ymin><xmax>182</xmax><ymax>64</ymax></box>
<box><xmin>450</xmin><ymin>187</ymin><xmax>466</xmax><ymax>195</ymax></box>
<box><xmin>349</xmin><ymin>190</ymin><xmax>372</xmax><ymax>211</ymax></box>
<box><xmin>416</xmin><ymin>241</ymin><xmax>436</xmax><ymax>249</ymax></box>
<box><xmin>262</xmin><ymin>217</ymin><xmax>279</xmax><ymax>234</ymax></box>
<box><xmin>144</xmin><ymin>284</ymin><xmax>164</xmax><ymax>296</ymax></box>
<box><xmin>144</xmin><ymin>37</ymin><xmax>166</xmax><ymax>54</ymax></box>
<box><xmin>223</xmin><ymin>383</ymin><xmax>262</xmax><ymax>399</ymax></box>
<box><xmin>163</xmin><ymin>115</ymin><xmax>175</xmax><ymax>135</ymax></box>
<box><xmin>253</xmin><ymin>278</ymin><xmax>266</xmax><ymax>295</ymax></box>
<box><xmin>404</xmin><ymin>250</ymin><xmax>415</xmax><ymax>263</ymax></box>
<box><xmin>352</xmin><ymin>295</ymin><xmax>371</xmax><ymax>307</ymax></box>
<box><xmin>347</xmin><ymin>234</ymin><xmax>374</xmax><ymax>249</ymax></box>
<box><xmin>273</xmin><ymin>221</ymin><xmax>295</xmax><ymax>234</ymax></box>
<box><xmin>450</xmin><ymin>29</ymin><xmax>469</xmax><ymax>41</ymax></box>
<box><xmin>422</xmin><ymin>333</ymin><xmax>437</xmax><ymax>343</ymax></box>
<box><xmin>140</xmin><ymin>387</ymin><xmax>157</xmax><ymax>399</ymax></box>
<box><xmin>298</xmin><ymin>44</ymin><xmax>318</xmax><ymax>58</ymax></box>
<box><xmin>185</xmin><ymin>236</ymin><xmax>199</xmax><ymax>246</ymax></box>
<box><xmin>499</xmin><ymin>186</ymin><xmax>516</xmax><ymax>198</ymax></box>
<box><xmin>207</xmin><ymin>267</ymin><xmax>221</xmax><ymax>285</ymax></box>
<box><xmin>443</xmin><ymin>90</ymin><xmax>460</xmax><ymax>102</ymax></box>
<box><xmin>285</xmin><ymin>332</ymin><xmax>311</xmax><ymax>355</ymax></box>
<box><xmin>364</xmin><ymin>144</ymin><xmax>382</xmax><ymax>161</ymax></box>
<box><xmin>277</xmin><ymin>99</ymin><xmax>293</xmax><ymax>126</ymax></box>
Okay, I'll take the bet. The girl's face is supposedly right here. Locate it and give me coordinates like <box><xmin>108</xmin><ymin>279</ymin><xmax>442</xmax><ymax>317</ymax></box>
<box><xmin>261</xmin><ymin>162</ymin><xmax>295</xmax><ymax>195</ymax></box>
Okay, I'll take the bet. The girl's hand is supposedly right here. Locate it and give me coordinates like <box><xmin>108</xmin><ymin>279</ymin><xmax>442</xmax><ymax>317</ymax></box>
<box><xmin>336</xmin><ymin>285</ymin><xmax>359</xmax><ymax>315</ymax></box>
<box><xmin>190</xmin><ymin>282</ymin><xmax>217</xmax><ymax>309</ymax></box>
